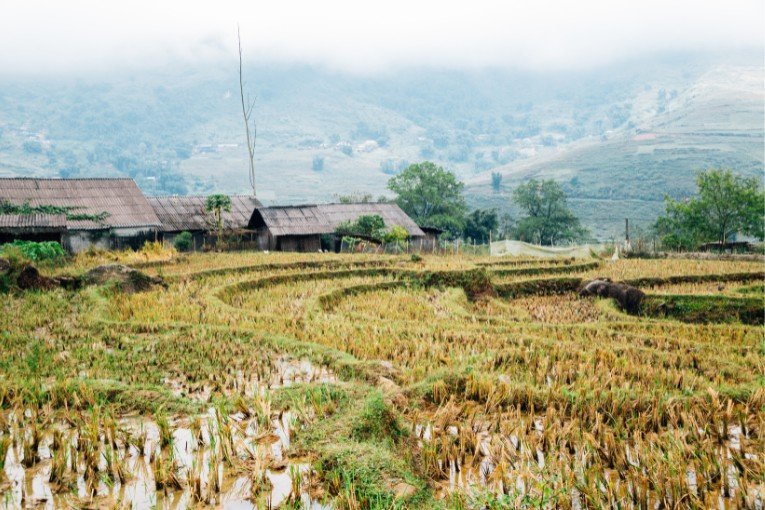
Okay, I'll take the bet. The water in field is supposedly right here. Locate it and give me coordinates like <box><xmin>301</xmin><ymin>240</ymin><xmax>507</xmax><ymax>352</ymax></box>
<box><xmin>163</xmin><ymin>357</ymin><xmax>337</xmax><ymax>403</ymax></box>
<box><xmin>415</xmin><ymin>418</ymin><xmax>764</xmax><ymax>509</ymax></box>
<box><xmin>0</xmin><ymin>358</ymin><xmax>336</xmax><ymax>509</ymax></box>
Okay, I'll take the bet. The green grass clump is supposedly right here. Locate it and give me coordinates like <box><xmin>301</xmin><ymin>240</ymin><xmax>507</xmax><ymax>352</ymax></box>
<box><xmin>352</xmin><ymin>392</ymin><xmax>406</xmax><ymax>443</ymax></box>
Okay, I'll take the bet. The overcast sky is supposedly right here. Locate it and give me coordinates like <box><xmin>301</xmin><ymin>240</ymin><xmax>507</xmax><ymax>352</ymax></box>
<box><xmin>1</xmin><ymin>0</ymin><xmax>763</xmax><ymax>75</ymax></box>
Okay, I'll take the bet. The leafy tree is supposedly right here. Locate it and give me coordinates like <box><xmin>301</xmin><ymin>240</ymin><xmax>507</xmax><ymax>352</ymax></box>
<box><xmin>512</xmin><ymin>179</ymin><xmax>586</xmax><ymax>246</ymax></box>
<box><xmin>205</xmin><ymin>194</ymin><xmax>232</xmax><ymax>233</ymax></box>
<box><xmin>388</xmin><ymin>161</ymin><xmax>467</xmax><ymax>238</ymax></box>
<box><xmin>491</xmin><ymin>172</ymin><xmax>503</xmax><ymax>191</ymax></box>
<box><xmin>463</xmin><ymin>209</ymin><xmax>498</xmax><ymax>243</ymax></box>
<box><xmin>655</xmin><ymin>168</ymin><xmax>764</xmax><ymax>250</ymax></box>
<box><xmin>336</xmin><ymin>214</ymin><xmax>386</xmax><ymax>239</ymax></box>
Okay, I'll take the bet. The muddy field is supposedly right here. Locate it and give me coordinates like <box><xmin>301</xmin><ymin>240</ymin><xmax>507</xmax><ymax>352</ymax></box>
<box><xmin>1</xmin><ymin>251</ymin><xmax>763</xmax><ymax>509</ymax></box>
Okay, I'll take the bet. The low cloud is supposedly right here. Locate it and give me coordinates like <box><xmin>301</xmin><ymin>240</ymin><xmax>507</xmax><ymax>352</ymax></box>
<box><xmin>1</xmin><ymin>0</ymin><xmax>762</xmax><ymax>75</ymax></box>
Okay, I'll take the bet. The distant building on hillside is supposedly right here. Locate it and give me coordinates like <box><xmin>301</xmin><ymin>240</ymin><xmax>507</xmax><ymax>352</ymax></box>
<box><xmin>0</xmin><ymin>178</ymin><xmax>161</xmax><ymax>252</ymax></box>
<box><xmin>148</xmin><ymin>195</ymin><xmax>262</xmax><ymax>250</ymax></box>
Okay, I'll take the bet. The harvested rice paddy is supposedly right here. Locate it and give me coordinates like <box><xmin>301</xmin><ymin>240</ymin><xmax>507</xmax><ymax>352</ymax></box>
<box><xmin>1</xmin><ymin>251</ymin><xmax>763</xmax><ymax>509</ymax></box>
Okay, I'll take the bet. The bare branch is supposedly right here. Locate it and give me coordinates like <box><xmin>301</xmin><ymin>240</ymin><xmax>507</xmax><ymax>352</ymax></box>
<box><xmin>238</xmin><ymin>25</ymin><xmax>257</xmax><ymax>196</ymax></box>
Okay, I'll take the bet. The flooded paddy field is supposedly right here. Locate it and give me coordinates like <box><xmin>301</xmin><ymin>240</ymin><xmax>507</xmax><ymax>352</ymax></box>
<box><xmin>2</xmin><ymin>251</ymin><xmax>763</xmax><ymax>508</ymax></box>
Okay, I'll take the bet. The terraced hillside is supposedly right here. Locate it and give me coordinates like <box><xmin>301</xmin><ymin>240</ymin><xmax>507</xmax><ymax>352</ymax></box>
<box><xmin>1</xmin><ymin>251</ymin><xmax>763</xmax><ymax>508</ymax></box>
<box><xmin>466</xmin><ymin>65</ymin><xmax>765</xmax><ymax>238</ymax></box>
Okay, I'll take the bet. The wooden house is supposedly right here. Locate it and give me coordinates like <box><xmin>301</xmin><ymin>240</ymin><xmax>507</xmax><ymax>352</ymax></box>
<box><xmin>0</xmin><ymin>178</ymin><xmax>161</xmax><ymax>253</ymax></box>
<box><xmin>248</xmin><ymin>205</ymin><xmax>331</xmax><ymax>252</ymax></box>
<box><xmin>148</xmin><ymin>195</ymin><xmax>262</xmax><ymax>250</ymax></box>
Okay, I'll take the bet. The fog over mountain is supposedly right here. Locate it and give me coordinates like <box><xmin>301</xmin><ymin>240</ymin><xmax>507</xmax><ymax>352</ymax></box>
<box><xmin>2</xmin><ymin>0</ymin><xmax>762</xmax><ymax>73</ymax></box>
<box><xmin>0</xmin><ymin>1</ymin><xmax>762</xmax><ymax>239</ymax></box>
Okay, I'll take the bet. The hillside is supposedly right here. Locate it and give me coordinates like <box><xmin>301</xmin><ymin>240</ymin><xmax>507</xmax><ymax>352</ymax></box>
<box><xmin>466</xmin><ymin>64</ymin><xmax>764</xmax><ymax>239</ymax></box>
<box><xmin>0</xmin><ymin>53</ymin><xmax>761</xmax><ymax>239</ymax></box>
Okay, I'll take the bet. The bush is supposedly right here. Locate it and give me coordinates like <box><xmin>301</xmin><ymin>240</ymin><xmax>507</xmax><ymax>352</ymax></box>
<box><xmin>0</xmin><ymin>240</ymin><xmax>65</xmax><ymax>263</ymax></box>
<box><xmin>382</xmin><ymin>225</ymin><xmax>409</xmax><ymax>245</ymax></box>
<box><xmin>173</xmin><ymin>231</ymin><xmax>193</xmax><ymax>252</ymax></box>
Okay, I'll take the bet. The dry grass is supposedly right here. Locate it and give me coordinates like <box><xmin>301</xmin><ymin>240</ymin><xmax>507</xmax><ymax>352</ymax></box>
<box><xmin>2</xmin><ymin>251</ymin><xmax>763</xmax><ymax>508</ymax></box>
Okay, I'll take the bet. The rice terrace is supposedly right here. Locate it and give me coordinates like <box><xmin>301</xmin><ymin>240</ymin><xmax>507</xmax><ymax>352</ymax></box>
<box><xmin>1</xmin><ymin>247</ymin><xmax>763</xmax><ymax>509</ymax></box>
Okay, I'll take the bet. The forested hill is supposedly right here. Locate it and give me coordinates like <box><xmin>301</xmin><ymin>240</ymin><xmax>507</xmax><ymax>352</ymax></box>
<box><xmin>0</xmin><ymin>51</ymin><xmax>762</xmax><ymax>239</ymax></box>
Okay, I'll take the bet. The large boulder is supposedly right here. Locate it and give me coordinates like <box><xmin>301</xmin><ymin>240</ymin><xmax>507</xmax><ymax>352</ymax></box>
<box><xmin>83</xmin><ymin>264</ymin><xmax>166</xmax><ymax>293</ymax></box>
<box><xmin>579</xmin><ymin>278</ymin><xmax>645</xmax><ymax>314</ymax></box>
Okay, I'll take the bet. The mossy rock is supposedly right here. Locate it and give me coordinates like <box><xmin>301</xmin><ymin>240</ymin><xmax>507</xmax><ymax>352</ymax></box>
<box><xmin>83</xmin><ymin>264</ymin><xmax>166</xmax><ymax>293</ymax></box>
<box><xmin>640</xmin><ymin>294</ymin><xmax>764</xmax><ymax>325</ymax></box>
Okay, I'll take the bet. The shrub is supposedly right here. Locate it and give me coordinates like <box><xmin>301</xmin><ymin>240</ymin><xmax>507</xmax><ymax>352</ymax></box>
<box><xmin>382</xmin><ymin>225</ymin><xmax>409</xmax><ymax>244</ymax></box>
<box><xmin>0</xmin><ymin>240</ymin><xmax>65</xmax><ymax>263</ymax></box>
<box><xmin>173</xmin><ymin>231</ymin><xmax>193</xmax><ymax>252</ymax></box>
<box><xmin>351</xmin><ymin>392</ymin><xmax>405</xmax><ymax>443</ymax></box>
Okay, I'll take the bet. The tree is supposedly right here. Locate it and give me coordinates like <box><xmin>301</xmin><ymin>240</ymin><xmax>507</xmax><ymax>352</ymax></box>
<box><xmin>512</xmin><ymin>179</ymin><xmax>586</xmax><ymax>246</ymax></box>
<box><xmin>463</xmin><ymin>209</ymin><xmax>498</xmax><ymax>243</ymax></box>
<box><xmin>655</xmin><ymin>168</ymin><xmax>764</xmax><ymax>250</ymax></box>
<box><xmin>491</xmin><ymin>172</ymin><xmax>503</xmax><ymax>191</ymax></box>
<box><xmin>205</xmin><ymin>194</ymin><xmax>232</xmax><ymax>235</ymax></box>
<box><xmin>388</xmin><ymin>162</ymin><xmax>467</xmax><ymax>238</ymax></box>
<box><xmin>237</xmin><ymin>27</ymin><xmax>257</xmax><ymax>196</ymax></box>
<box><xmin>335</xmin><ymin>214</ymin><xmax>386</xmax><ymax>239</ymax></box>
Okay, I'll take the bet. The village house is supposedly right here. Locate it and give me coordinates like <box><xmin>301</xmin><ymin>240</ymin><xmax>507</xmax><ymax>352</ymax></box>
<box><xmin>0</xmin><ymin>213</ymin><xmax>68</xmax><ymax>245</ymax></box>
<box><xmin>248</xmin><ymin>205</ymin><xmax>331</xmax><ymax>252</ymax></box>
<box><xmin>0</xmin><ymin>178</ymin><xmax>161</xmax><ymax>253</ymax></box>
<box><xmin>148</xmin><ymin>195</ymin><xmax>262</xmax><ymax>250</ymax></box>
<box><xmin>248</xmin><ymin>202</ymin><xmax>425</xmax><ymax>252</ymax></box>
<box><xmin>0</xmin><ymin>177</ymin><xmax>429</xmax><ymax>254</ymax></box>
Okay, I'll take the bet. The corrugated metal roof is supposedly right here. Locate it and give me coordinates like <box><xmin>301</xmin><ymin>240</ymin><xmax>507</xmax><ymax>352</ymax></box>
<box><xmin>317</xmin><ymin>203</ymin><xmax>424</xmax><ymax>237</ymax></box>
<box><xmin>0</xmin><ymin>214</ymin><xmax>67</xmax><ymax>232</ymax></box>
<box><xmin>148</xmin><ymin>195</ymin><xmax>263</xmax><ymax>232</ymax></box>
<box><xmin>250</xmin><ymin>205</ymin><xmax>332</xmax><ymax>236</ymax></box>
<box><xmin>250</xmin><ymin>203</ymin><xmax>424</xmax><ymax>238</ymax></box>
<box><xmin>0</xmin><ymin>178</ymin><xmax>161</xmax><ymax>230</ymax></box>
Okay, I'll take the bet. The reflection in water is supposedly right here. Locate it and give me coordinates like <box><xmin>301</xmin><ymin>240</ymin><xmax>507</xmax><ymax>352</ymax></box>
<box><xmin>1</xmin><ymin>358</ymin><xmax>337</xmax><ymax>509</ymax></box>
